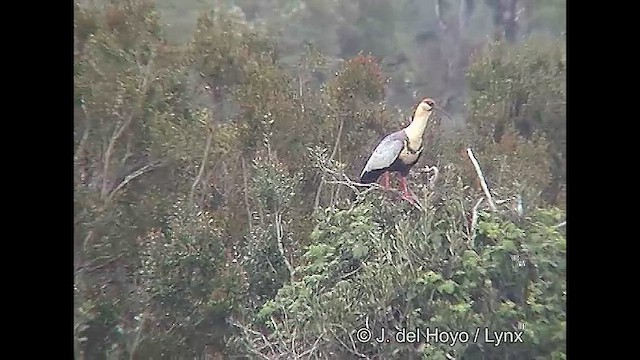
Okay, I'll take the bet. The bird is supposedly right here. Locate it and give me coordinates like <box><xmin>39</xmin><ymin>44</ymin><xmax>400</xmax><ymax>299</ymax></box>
<box><xmin>359</xmin><ymin>98</ymin><xmax>439</xmax><ymax>203</ymax></box>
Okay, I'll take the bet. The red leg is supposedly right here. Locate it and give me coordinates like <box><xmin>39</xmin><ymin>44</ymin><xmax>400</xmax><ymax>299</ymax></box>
<box><xmin>400</xmin><ymin>176</ymin><xmax>408</xmax><ymax>194</ymax></box>
<box><xmin>400</xmin><ymin>176</ymin><xmax>419</xmax><ymax>203</ymax></box>
<box><xmin>382</xmin><ymin>172</ymin><xmax>391</xmax><ymax>189</ymax></box>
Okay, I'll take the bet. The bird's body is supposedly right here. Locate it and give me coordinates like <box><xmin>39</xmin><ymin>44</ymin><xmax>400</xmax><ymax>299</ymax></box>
<box><xmin>359</xmin><ymin>130</ymin><xmax>420</xmax><ymax>184</ymax></box>
<box><xmin>359</xmin><ymin>98</ymin><xmax>436</xmax><ymax>202</ymax></box>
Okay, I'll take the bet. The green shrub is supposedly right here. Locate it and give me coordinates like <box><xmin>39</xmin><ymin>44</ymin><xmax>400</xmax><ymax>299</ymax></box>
<box><xmin>465</xmin><ymin>36</ymin><xmax>566</xmax><ymax>206</ymax></box>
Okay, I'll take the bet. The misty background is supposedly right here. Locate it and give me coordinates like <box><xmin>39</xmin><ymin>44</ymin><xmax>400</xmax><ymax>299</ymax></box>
<box><xmin>154</xmin><ymin>0</ymin><xmax>565</xmax><ymax>126</ymax></box>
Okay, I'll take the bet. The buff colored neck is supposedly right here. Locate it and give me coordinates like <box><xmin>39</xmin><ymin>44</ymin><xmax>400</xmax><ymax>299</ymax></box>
<box><xmin>404</xmin><ymin>108</ymin><xmax>433</xmax><ymax>142</ymax></box>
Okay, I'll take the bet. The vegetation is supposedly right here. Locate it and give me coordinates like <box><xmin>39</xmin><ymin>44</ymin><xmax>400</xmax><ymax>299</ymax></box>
<box><xmin>74</xmin><ymin>0</ymin><xmax>566</xmax><ymax>358</ymax></box>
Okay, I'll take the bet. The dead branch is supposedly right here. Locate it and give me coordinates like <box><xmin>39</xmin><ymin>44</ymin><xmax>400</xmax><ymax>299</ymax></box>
<box><xmin>82</xmin><ymin>230</ymin><xmax>95</xmax><ymax>254</ymax></box>
<box><xmin>297</xmin><ymin>331</ymin><xmax>325</xmax><ymax>358</ymax></box>
<box><xmin>319</xmin><ymin>162</ymin><xmax>423</xmax><ymax>211</ymax></box>
<box><xmin>466</xmin><ymin>148</ymin><xmax>498</xmax><ymax>211</ymax></box>
<box><xmin>127</xmin><ymin>309</ymin><xmax>149</xmax><ymax>360</ymax></box>
<box><xmin>328</xmin><ymin>324</ymin><xmax>371</xmax><ymax>360</ymax></box>
<box><xmin>340</xmin><ymin>265</ymin><xmax>363</xmax><ymax>280</ymax></box>
<box><xmin>470</xmin><ymin>197</ymin><xmax>484</xmax><ymax>240</ymax></box>
<box><xmin>190</xmin><ymin>129</ymin><xmax>214</xmax><ymax>206</ymax></box>
<box><xmin>75</xmin><ymin>99</ymin><xmax>91</xmax><ymax>163</ymax></box>
<box><xmin>107</xmin><ymin>160</ymin><xmax>163</xmax><ymax>203</ymax></box>
<box><xmin>119</xmin><ymin>136</ymin><xmax>134</xmax><ymax>168</ymax></box>
<box><xmin>299</xmin><ymin>73</ymin><xmax>305</xmax><ymax>114</ymax></box>
<box><xmin>75</xmin><ymin>252</ymin><xmax>125</xmax><ymax>274</ymax></box>
<box><xmin>314</xmin><ymin>117</ymin><xmax>345</xmax><ymax>211</ymax></box>
<box><xmin>101</xmin><ymin>50</ymin><xmax>157</xmax><ymax>200</ymax></box>
<box><xmin>227</xmin><ymin>318</ymin><xmax>277</xmax><ymax>359</ymax></box>
<box><xmin>275</xmin><ymin>211</ymin><xmax>295</xmax><ymax>283</ymax></box>
<box><xmin>241</xmin><ymin>156</ymin><xmax>254</xmax><ymax>233</ymax></box>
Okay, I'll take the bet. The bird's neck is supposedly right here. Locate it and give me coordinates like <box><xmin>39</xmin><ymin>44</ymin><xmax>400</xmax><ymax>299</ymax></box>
<box><xmin>404</xmin><ymin>111</ymin><xmax>431</xmax><ymax>142</ymax></box>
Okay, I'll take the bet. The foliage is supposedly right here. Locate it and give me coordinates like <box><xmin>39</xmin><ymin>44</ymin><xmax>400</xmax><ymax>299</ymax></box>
<box><xmin>325</xmin><ymin>54</ymin><xmax>393</xmax><ymax>175</ymax></box>
<box><xmin>242</xmin><ymin>148</ymin><xmax>304</xmax><ymax>311</ymax></box>
<box><xmin>133</xmin><ymin>205</ymin><xmax>244</xmax><ymax>357</ymax></box>
<box><xmin>460</xmin><ymin>35</ymin><xmax>565</xmax><ymax>209</ymax></box>
<box><xmin>230</xmin><ymin>172</ymin><xmax>566</xmax><ymax>359</ymax></box>
<box><xmin>74</xmin><ymin>0</ymin><xmax>566</xmax><ymax>359</ymax></box>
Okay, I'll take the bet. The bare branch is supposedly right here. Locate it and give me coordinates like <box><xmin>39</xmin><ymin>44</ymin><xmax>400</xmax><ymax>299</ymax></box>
<box><xmin>82</xmin><ymin>230</ymin><xmax>95</xmax><ymax>254</ymax></box>
<box><xmin>470</xmin><ymin>197</ymin><xmax>484</xmax><ymax>240</ymax></box>
<box><xmin>75</xmin><ymin>252</ymin><xmax>125</xmax><ymax>274</ymax></box>
<box><xmin>75</xmin><ymin>99</ymin><xmax>91</xmax><ymax>163</ymax></box>
<box><xmin>297</xmin><ymin>331</ymin><xmax>325</xmax><ymax>359</ymax></box>
<box><xmin>101</xmin><ymin>50</ymin><xmax>157</xmax><ymax>200</ymax></box>
<box><xmin>314</xmin><ymin>117</ymin><xmax>345</xmax><ymax>211</ymax></box>
<box><xmin>319</xmin><ymin>161</ymin><xmax>423</xmax><ymax>211</ymax></box>
<box><xmin>466</xmin><ymin>148</ymin><xmax>498</xmax><ymax>211</ymax></box>
<box><xmin>190</xmin><ymin>129</ymin><xmax>214</xmax><ymax>206</ymax></box>
<box><xmin>428</xmin><ymin>166</ymin><xmax>439</xmax><ymax>189</ymax></box>
<box><xmin>330</xmin><ymin>324</ymin><xmax>371</xmax><ymax>360</ymax></box>
<box><xmin>299</xmin><ymin>73</ymin><xmax>305</xmax><ymax>114</ymax></box>
<box><xmin>340</xmin><ymin>265</ymin><xmax>363</xmax><ymax>280</ymax></box>
<box><xmin>119</xmin><ymin>136</ymin><xmax>134</xmax><ymax>168</ymax></box>
<box><xmin>275</xmin><ymin>212</ymin><xmax>295</xmax><ymax>283</ymax></box>
<box><xmin>554</xmin><ymin>221</ymin><xmax>566</xmax><ymax>229</ymax></box>
<box><xmin>108</xmin><ymin>160</ymin><xmax>163</xmax><ymax>203</ymax></box>
<box><xmin>241</xmin><ymin>156</ymin><xmax>254</xmax><ymax>233</ymax></box>
<box><xmin>227</xmin><ymin>318</ymin><xmax>277</xmax><ymax>359</ymax></box>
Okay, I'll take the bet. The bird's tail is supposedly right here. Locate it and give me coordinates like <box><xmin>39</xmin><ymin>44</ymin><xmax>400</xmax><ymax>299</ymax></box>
<box><xmin>359</xmin><ymin>169</ymin><xmax>383</xmax><ymax>185</ymax></box>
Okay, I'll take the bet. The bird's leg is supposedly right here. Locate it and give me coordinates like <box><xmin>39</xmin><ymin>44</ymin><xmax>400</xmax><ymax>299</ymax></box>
<box><xmin>382</xmin><ymin>172</ymin><xmax>391</xmax><ymax>189</ymax></box>
<box><xmin>400</xmin><ymin>176</ymin><xmax>411</xmax><ymax>200</ymax></box>
<box><xmin>400</xmin><ymin>176</ymin><xmax>420</xmax><ymax>203</ymax></box>
<box><xmin>400</xmin><ymin>175</ymin><xmax>408</xmax><ymax>194</ymax></box>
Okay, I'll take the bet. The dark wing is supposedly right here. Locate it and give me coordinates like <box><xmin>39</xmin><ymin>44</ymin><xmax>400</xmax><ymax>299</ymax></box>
<box><xmin>360</xmin><ymin>134</ymin><xmax>404</xmax><ymax>178</ymax></box>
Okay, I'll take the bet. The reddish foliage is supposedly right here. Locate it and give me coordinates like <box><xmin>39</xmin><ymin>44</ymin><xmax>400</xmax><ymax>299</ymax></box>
<box><xmin>348</xmin><ymin>54</ymin><xmax>384</xmax><ymax>82</ymax></box>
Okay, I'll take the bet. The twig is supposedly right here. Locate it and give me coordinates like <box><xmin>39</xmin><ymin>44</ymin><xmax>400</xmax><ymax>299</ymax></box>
<box><xmin>241</xmin><ymin>156</ymin><xmax>253</xmax><ymax>233</ymax></box>
<box><xmin>101</xmin><ymin>50</ymin><xmax>156</xmax><ymax>200</ymax></box>
<box><xmin>82</xmin><ymin>230</ymin><xmax>95</xmax><ymax>254</ymax></box>
<box><xmin>108</xmin><ymin>161</ymin><xmax>163</xmax><ymax>203</ymax></box>
<box><xmin>227</xmin><ymin>318</ymin><xmax>276</xmax><ymax>359</ymax></box>
<box><xmin>340</xmin><ymin>265</ymin><xmax>363</xmax><ymax>280</ymax></box>
<box><xmin>466</xmin><ymin>148</ymin><xmax>498</xmax><ymax>211</ymax></box>
<box><xmin>276</xmin><ymin>212</ymin><xmax>295</xmax><ymax>283</ymax></box>
<box><xmin>298</xmin><ymin>331</ymin><xmax>325</xmax><ymax>358</ymax></box>
<box><xmin>325</xmin><ymin>179</ymin><xmax>377</xmax><ymax>193</ymax></box>
<box><xmin>190</xmin><ymin>129</ymin><xmax>214</xmax><ymax>206</ymax></box>
<box><xmin>75</xmin><ymin>99</ymin><xmax>91</xmax><ymax>163</ymax></box>
<box><xmin>320</xmin><ymin>163</ymin><xmax>423</xmax><ymax>211</ymax></box>
<box><xmin>554</xmin><ymin>221</ymin><xmax>566</xmax><ymax>228</ymax></box>
<box><xmin>314</xmin><ymin>117</ymin><xmax>344</xmax><ymax>210</ymax></box>
<box><xmin>291</xmin><ymin>328</ymin><xmax>297</xmax><ymax>359</ymax></box>
<box><xmin>127</xmin><ymin>309</ymin><xmax>149</xmax><ymax>360</ymax></box>
<box><xmin>328</xmin><ymin>324</ymin><xmax>370</xmax><ymax>360</ymax></box>
<box><xmin>470</xmin><ymin>197</ymin><xmax>484</xmax><ymax>240</ymax></box>
<box><xmin>75</xmin><ymin>253</ymin><xmax>125</xmax><ymax>274</ymax></box>
<box><xmin>299</xmin><ymin>73</ymin><xmax>305</xmax><ymax>114</ymax></box>
<box><xmin>427</xmin><ymin>166</ymin><xmax>439</xmax><ymax>189</ymax></box>
<box><xmin>330</xmin><ymin>118</ymin><xmax>344</xmax><ymax>165</ymax></box>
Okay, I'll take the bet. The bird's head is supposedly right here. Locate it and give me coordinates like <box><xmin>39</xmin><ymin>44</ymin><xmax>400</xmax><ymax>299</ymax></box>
<box><xmin>414</xmin><ymin>98</ymin><xmax>436</xmax><ymax>117</ymax></box>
